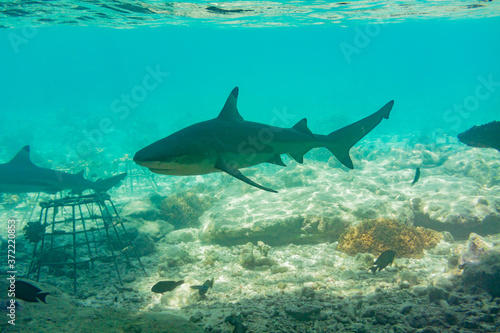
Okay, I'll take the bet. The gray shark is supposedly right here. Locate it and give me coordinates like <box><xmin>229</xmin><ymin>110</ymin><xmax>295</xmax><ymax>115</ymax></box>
<box><xmin>0</xmin><ymin>145</ymin><xmax>126</xmax><ymax>195</ymax></box>
<box><xmin>134</xmin><ymin>87</ymin><xmax>394</xmax><ymax>193</ymax></box>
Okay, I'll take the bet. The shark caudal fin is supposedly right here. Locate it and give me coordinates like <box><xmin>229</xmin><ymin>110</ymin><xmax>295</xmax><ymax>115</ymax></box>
<box><xmin>93</xmin><ymin>173</ymin><xmax>127</xmax><ymax>192</ymax></box>
<box><xmin>326</xmin><ymin>101</ymin><xmax>394</xmax><ymax>169</ymax></box>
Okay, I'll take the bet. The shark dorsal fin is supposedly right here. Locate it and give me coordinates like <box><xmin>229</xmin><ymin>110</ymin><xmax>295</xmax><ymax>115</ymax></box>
<box><xmin>217</xmin><ymin>87</ymin><xmax>244</xmax><ymax>121</ymax></box>
<box><xmin>8</xmin><ymin>145</ymin><xmax>35</xmax><ymax>166</ymax></box>
<box><xmin>292</xmin><ymin>118</ymin><xmax>314</xmax><ymax>136</ymax></box>
<box><xmin>76</xmin><ymin>170</ymin><xmax>85</xmax><ymax>178</ymax></box>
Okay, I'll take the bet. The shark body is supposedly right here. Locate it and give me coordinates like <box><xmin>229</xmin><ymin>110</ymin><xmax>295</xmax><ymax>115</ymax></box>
<box><xmin>0</xmin><ymin>145</ymin><xmax>126</xmax><ymax>195</ymax></box>
<box><xmin>134</xmin><ymin>87</ymin><xmax>394</xmax><ymax>192</ymax></box>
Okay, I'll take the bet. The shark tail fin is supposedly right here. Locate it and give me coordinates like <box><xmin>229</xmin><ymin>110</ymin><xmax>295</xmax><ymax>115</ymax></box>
<box><xmin>326</xmin><ymin>100</ymin><xmax>394</xmax><ymax>169</ymax></box>
<box><xmin>93</xmin><ymin>173</ymin><xmax>127</xmax><ymax>192</ymax></box>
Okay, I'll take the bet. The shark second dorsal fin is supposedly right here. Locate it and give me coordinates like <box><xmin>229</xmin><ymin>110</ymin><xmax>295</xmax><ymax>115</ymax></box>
<box><xmin>268</xmin><ymin>154</ymin><xmax>286</xmax><ymax>167</ymax></box>
<box><xmin>287</xmin><ymin>148</ymin><xmax>311</xmax><ymax>164</ymax></box>
<box><xmin>217</xmin><ymin>87</ymin><xmax>244</xmax><ymax>121</ymax></box>
<box><xmin>9</xmin><ymin>145</ymin><xmax>35</xmax><ymax>166</ymax></box>
<box><xmin>292</xmin><ymin>118</ymin><xmax>313</xmax><ymax>136</ymax></box>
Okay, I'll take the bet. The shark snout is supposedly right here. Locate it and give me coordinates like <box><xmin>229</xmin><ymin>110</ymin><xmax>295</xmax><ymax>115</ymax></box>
<box><xmin>133</xmin><ymin>149</ymin><xmax>153</xmax><ymax>166</ymax></box>
<box><xmin>133</xmin><ymin>149</ymin><xmax>170</xmax><ymax>170</ymax></box>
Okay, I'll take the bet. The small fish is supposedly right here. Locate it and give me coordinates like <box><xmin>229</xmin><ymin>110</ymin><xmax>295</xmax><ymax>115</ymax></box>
<box><xmin>225</xmin><ymin>315</ymin><xmax>248</xmax><ymax>333</ymax></box>
<box><xmin>369</xmin><ymin>250</ymin><xmax>396</xmax><ymax>274</ymax></box>
<box><xmin>411</xmin><ymin>167</ymin><xmax>421</xmax><ymax>186</ymax></box>
<box><xmin>151</xmin><ymin>280</ymin><xmax>184</xmax><ymax>294</ymax></box>
<box><xmin>190</xmin><ymin>278</ymin><xmax>214</xmax><ymax>296</ymax></box>
<box><xmin>14</xmin><ymin>281</ymin><xmax>50</xmax><ymax>303</ymax></box>
<box><xmin>203</xmin><ymin>278</ymin><xmax>214</xmax><ymax>289</ymax></box>
<box><xmin>190</xmin><ymin>285</ymin><xmax>209</xmax><ymax>296</ymax></box>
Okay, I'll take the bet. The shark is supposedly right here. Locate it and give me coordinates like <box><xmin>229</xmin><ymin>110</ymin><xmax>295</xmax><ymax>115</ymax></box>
<box><xmin>134</xmin><ymin>87</ymin><xmax>394</xmax><ymax>193</ymax></box>
<box><xmin>0</xmin><ymin>145</ymin><xmax>126</xmax><ymax>195</ymax></box>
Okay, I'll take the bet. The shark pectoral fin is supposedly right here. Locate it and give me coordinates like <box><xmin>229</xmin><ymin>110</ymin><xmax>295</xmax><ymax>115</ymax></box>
<box><xmin>215</xmin><ymin>159</ymin><xmax>278</xmax><ymax>193</ymax></box>
<box><xmin>268</xmin><ymin>154</ymin><xmax>286</xmax><ymax>167</ymax></box>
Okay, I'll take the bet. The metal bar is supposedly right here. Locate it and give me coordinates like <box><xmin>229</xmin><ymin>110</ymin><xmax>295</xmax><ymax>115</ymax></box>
<box><xmin>96</xmin><ymin>200</ymin><xmax>123</xmax><ymax>285</ymax></box>
<box><xmin>78</xmin><ymin>203</ymin><xmax>94</xmax><ymax>267</ymax></box>
<box><xmin>72</xmin><ymin>204</ymin><xmax>77</xmax><ymax>292</ymax></box>
<box><xmin>109</xmin><ymin>199</ymin><xmax>146</xmax><ymax>274</ymax></box>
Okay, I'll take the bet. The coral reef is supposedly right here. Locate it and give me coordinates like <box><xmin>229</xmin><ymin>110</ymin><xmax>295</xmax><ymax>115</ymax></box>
<box><xmin>337</xmin><ymin>218</ymin><xmax>442</xmax><ymax>258</ymax></box>
<box><xmin>159</xmin><ymin>191</ymin><xmax>212</xmax><ymax>229</ymax></box>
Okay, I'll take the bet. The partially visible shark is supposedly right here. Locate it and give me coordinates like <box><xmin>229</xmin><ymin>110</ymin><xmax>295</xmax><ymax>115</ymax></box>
<box><xmin>0</xmin><ymin>145</ymin><xmax>126</xmax><ymax>195</ymax></box>
<box><xmin>134</xmin><ymin>87</ymin><xmax>394</xmax><ymax>192</ymax></box>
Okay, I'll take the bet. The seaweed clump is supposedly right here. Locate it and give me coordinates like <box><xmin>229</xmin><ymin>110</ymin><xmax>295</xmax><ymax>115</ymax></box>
<box><xmin>159</xmin><ymin>192</ymin><xmax>212</xmax><ymax>229</ymax></box>
<box><xmin>337</xmin><ymin>218</ymin><xmax>442</xmax><ymax>258</ymax></box>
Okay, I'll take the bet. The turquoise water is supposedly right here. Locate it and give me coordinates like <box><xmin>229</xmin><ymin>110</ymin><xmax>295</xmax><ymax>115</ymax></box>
<box><xmin>1</xmin><ymin>5</ymin><xmax>499</xmax><ymax>166</ymax></box>
<box><xmin>1</xmin><ymin>3</ymin><xmax>500</xmax><ymax>332</ymax></box>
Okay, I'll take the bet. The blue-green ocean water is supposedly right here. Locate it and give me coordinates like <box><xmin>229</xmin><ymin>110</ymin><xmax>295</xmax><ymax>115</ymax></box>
<box><xmin>0</xmin><ymin>4</ymin><xmax>499</xmax><ymax>169</ymax></box>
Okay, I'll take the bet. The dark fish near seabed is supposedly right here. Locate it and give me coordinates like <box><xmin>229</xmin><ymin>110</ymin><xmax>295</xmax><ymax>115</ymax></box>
<box><xmin>151</xmin><ymin>280</ymin><xmax>184</xmax><ymax>293</ymax></box>
<box><xmin>369</xmin><ymin>250</ymin><xmax>396</xmax><ymax>274</ymax></box>
<box><xmin>225</xmin><ymin>315</ymin><xmax>248</xmax><ymax>333</ymax></box>
<box><xmin>14</xmin><ymin>281</ymin><xmax>50</xmax><ymax>303</ymax></box>
<box><xmin>190</xmin><ymin>278</ymin><xmax>214</xmax><ymax>296</ymax></box>
<box><xmin>458</xmin><ymin>121</ymin><xmax>500</xmax><ymax>152</ymax></box>
<box><xmin>411</xmin><ymin>167</ymin><xmax>421</xmax><ymax>186</ymax></box>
